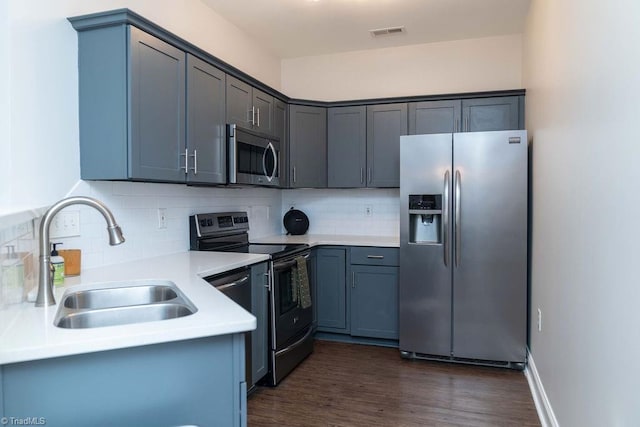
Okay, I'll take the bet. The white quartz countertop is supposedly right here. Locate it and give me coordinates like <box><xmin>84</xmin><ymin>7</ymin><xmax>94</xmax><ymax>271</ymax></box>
<box><xmin>252</xmin><ymin>234</ymin><xmax>399</xmax><ymax>248</ymax></box>
<box><xmin>0</xmin><ymin>251</ymin><xmax>269</xmax><ymax>365</ymax></box>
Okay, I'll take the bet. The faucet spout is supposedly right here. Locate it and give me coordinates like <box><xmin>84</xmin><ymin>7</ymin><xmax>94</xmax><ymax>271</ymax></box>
<box><xmin>36</xmin><ymin>196</ymin><xmax>125</xmax><ymax>307</ymax></box>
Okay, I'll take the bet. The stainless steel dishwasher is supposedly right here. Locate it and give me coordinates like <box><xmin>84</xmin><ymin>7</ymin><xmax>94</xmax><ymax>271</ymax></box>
<box><xmin>205</xmin><ymin>267</ymin><xmax>253</xmax><ymax>386</ymax></box>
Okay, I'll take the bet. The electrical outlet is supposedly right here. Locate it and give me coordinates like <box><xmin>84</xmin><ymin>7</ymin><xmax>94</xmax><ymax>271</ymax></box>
<box><xmin>49</xmin><ymin>210</ymin><xmax>81</xmax><ymax>238</ymax></box>
<box><xmin>157</xmin><ymin>208</ymin><xmax>167</xmax><ymax>229</ymax></box>
<box><xmin>537</xmin><ymin>308</ymin><xmax>542</xmax><ymax>332</ymax></box>
<box><xmin>365</xmin><ymin>205</ymin><xmax>373</xmax><ymax>217</ymax></box>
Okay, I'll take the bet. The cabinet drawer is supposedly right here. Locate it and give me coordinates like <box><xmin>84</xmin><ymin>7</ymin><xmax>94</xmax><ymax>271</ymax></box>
<box><xmin>350</xmin><ymin>247</ymin><xmax>398</xmax><ymax>266</ymax></box>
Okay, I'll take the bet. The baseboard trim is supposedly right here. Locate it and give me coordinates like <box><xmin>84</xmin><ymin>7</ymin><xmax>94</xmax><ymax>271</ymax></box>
<box><xmin>525</xmin><ymin>349</ymin><xmax>559</xmax><ymax>427</ymax></box>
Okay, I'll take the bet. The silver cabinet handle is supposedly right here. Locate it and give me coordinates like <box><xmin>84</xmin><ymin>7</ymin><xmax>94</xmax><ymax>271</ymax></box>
<box><xmin>443</xmin><ymin>170</ymin><xmax>450</xmax><ymax>267</ymax></box>
<box><xmin>360</xmin><ymin>167</ymin><xmax>364</xmax><ymax>184</ymax></box>
<box><xmin>180</xmin><ymin>148</ymin><xmax>188</xmax><ymax>173</ymax></box>
<box><xmin>454</xmin><ymin>170</ymin><xmax>461</xmax><ymax>267</ymax></box>
<box><xmin>215</xmin><ymin>275</ymin><xmax>250</xmax><ymax>291</ymax></box>
<box><xmin>189</xmin><ymin>149</ymin><xmax>198</xmax><ymax>175</ymax></box>
<box><xmin>367</xmin><ymin>255</ymin><xmax>384</xmax><ymax>259</ymax></box>
<box><xmin>264</xmin><ymin>272</ymin><xmax>270</xmax><ymax>291</ymax></box>
<box><xmin>293</xmin><ymin>166</ymin><xmax>297</xmax><ymax>183</ymax></box>
<box><xmin>248</xmin><ymin>106</ymin><xmax>255</xmax><ymax>125</ymax></box>
<box><xmin>352</xmin><ymin>271</ymin><xmax>355</xmax><ymax>288</ymax></box>
<box><xmin>257</xmin><ymin>107</ymin><xmax>260</xmax><ymax>127</ymax></box>
<box><xmin>367</xmin><ymin>167</ymin><xmax>372</xmax><ymax>184</ymax></box>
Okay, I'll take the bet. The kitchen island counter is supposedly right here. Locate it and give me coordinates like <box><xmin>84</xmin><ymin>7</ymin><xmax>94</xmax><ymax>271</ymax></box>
<box><xmin>0</xmin><ymin>251</ymin><xmax>269</xmax><ymax>365</ymax></box>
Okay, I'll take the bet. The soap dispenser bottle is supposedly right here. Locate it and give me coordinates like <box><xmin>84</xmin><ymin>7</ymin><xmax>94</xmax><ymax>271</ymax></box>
<box><xmin>51</xmin><ymin>243</ymin><xmax>65</xmax><ymax>287</ymax></box>
<box><xmin>1</xmin><ymin>245</ymin><xmax>25</xmax><ymax>304</ymax></box>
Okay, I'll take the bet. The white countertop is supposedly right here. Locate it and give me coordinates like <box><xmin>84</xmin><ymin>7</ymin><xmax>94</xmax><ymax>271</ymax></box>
<box><xmin>0</xmin><ymin>251</ymin><xmax>269</xmax><ymax>365</ymax></box>
<box><xmin>252</xmin><ymin>234</ymin><xmax>399</xmax><ymax>248</ymax></box>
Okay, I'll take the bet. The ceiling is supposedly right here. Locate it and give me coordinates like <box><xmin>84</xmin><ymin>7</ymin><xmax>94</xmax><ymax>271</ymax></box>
<box><xmin>201</xmin><ymin>0</ymin><xmax>531</xmax><ymax>59</ymax></box>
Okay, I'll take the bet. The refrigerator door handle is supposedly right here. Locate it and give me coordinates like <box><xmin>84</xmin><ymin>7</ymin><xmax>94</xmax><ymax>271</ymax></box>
<box><xmin>454</xmin><ymin>169</ymin><xmax>461</xmax><ymax>267</ymax></box>
<box><xmin>443</xmin><ymin>170</ymin><xmax>450</xmax><ymax>267</ymax></box>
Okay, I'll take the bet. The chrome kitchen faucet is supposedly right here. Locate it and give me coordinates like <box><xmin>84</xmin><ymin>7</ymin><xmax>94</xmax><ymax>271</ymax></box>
<box><xmin>35</xmin><ymin>196</ymin><xmax>125</xmax><ymax>306</ymax></box>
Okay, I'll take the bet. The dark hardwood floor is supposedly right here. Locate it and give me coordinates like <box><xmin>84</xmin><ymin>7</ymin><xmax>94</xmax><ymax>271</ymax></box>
<box><xmin>248</xmin><ymin>340</ymin><xmax>540</xmax><ymax>427</ymax></box>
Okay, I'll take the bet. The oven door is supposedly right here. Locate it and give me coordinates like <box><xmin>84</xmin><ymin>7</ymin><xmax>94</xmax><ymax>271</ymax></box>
<box><xmin>271</xmin><ymin>251</ymin><xmax>313</xmax><ymax>350</ymax></box>
<box><xmin>228</xmin><ymin>124</ymin><xmax>280</xmax><ymax>187</ymax></box>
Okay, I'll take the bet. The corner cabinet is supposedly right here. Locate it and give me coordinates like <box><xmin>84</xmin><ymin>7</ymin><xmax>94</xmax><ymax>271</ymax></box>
<box><xmin>289</xmin><ymin>105</ymin><xmax>327</xmax><ymax>188</ymax></box>
<box><xmin>74</xmin><ymin>24</ymin><xmax>226</xmax><ymax>184</ymax></box>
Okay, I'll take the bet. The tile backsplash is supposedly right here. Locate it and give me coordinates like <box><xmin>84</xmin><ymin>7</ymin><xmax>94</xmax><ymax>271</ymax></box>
<box><xmin>0</xmin><ymin>183</ymin><xmax>400</xmax><ymax>302</ymax></box>
<box><xmin>281</xmin><ymin>189</ymin><xmax>399</xmax><ymax>236</ymax></box>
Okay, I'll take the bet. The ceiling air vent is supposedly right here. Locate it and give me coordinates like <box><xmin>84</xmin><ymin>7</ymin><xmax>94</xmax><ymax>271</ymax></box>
<box><xmin>369</xmin><ymin>26</ymin><xmax>406</xmax><ymax>37</ymax></box>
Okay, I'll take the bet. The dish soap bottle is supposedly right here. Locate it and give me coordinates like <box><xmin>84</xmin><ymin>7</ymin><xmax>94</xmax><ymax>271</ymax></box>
<box><xmin>2</xmin><ymin>245</ymin><xmax>24</xmax><ymax>304</ymax></box>
<box><xmin>51</xmin><ymin>243</ymin><xmax>65</xmax><ymax>287</ymax></box>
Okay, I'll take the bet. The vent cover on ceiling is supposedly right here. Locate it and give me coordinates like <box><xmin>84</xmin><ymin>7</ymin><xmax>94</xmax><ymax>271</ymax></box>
<box><xmin>369</xmin><ymin>26</ymin><xmax>406</xmax><ymax>37</ymax></box>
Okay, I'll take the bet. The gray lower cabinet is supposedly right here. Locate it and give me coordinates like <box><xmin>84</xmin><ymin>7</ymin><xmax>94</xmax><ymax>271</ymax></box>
<box><xmin>315</xmin><ymin>248</ymin><xmax>348</xmax><ymax>333</ymax></box>
<box><xmin>251</xmin><ymin>262</ymin><xmax>269</xmax><ymax>384</ymax></box>
<box><xmin>328</xmin><ymin>106</ymin><xmax>367</xmax><ymax>188</ymax></box>
<box><xmin>0</xmin><ymin>335</ymin><xmax>247</xmax><ymax>426</ymax></box>
<box><xmin>315</xmin><ymin>246</ymin><xmax>400</xmax><ymax>341</ymax></box>
<box><xmin>226</xmin><ymin>75</ymin><xmax>274</xmax><ymax>135</ymax></box>
<box><xmin>186</xmin><ymin>54</ymin><xmax>226</xmax><ymax>184</ymax></box>
<box><xmin>289</xmin><ymin>105</ymin><xmax>327</xmax><ymax>188</ymax></box>
<box><xmin>350</xmin><ymin>265</ymin><xmax>399</xmax><ymax>340</ymax></box>
<box><xmin>366</xmin><ymin>103</ymin><xmax>408</xmax><ymax>188</ymax></box>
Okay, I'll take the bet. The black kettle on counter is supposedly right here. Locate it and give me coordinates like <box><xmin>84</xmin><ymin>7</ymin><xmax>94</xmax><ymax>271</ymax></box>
<box><xmin>283</xmin><ymin>207</ymin><xmax>309</xmax><ymax>235</ymax></box>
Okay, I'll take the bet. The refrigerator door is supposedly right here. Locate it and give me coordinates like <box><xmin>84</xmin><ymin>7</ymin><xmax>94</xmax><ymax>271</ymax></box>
<box><xmin>452</xmin><ymin>130</ymin><xmax>527</xmax><ymax>362</ymax></box>
<box><xmin>399</xmin><ymin>134</ymin><xmax>453</xmax><ymax>357</ymax></box>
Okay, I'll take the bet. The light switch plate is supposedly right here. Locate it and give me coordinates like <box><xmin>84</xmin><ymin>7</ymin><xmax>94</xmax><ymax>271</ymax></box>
<box><xmin>49</xmin><ymin>210</ymin><xmax>81</xmax><ymax>238</ymax></box>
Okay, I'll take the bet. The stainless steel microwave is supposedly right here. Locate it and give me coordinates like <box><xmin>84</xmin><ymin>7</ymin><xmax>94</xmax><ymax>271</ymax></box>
<box><xmin>228</xmin><ymin>124</ymin><xmax>280</xmax><ymax>187</ymax></box>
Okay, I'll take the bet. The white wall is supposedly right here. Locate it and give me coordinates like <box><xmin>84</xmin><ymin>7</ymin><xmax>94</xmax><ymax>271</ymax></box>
<box><xmin>1</xmin><ymin>0</ymin><xmax>281</xmax><ymax>214</ymax></box>
<box><xmin>0</xmin><ymin>1</ymin><xmax>11</xmax><ymax>211</ymax></box>
<box><xmin>523</xmin><ymin>1</ymin><xmax>640</xmax><ymax>426</ymax></box>
<box><xmin>281</xmin><ymin>34</ymin><xmax>522</xmax><ymax>101</ymax></box>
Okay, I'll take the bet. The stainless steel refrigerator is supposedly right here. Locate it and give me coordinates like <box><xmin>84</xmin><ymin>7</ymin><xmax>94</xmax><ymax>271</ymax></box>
<box><xmin>399</xmin><ymin>130</ymin><xmax>527</xmax><ymax>368</ymax></box>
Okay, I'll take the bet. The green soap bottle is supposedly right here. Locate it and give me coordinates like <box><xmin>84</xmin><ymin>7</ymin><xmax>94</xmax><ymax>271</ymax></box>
<box><xmin>51</xmin><ymin>242</ymin><xmax>65</xmax><ymax>287</ymax></box>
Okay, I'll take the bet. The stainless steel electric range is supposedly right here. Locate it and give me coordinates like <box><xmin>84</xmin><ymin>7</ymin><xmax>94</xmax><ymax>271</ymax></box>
<box><xmin>189</xmin><ymin>212</ymin><xmax>314</xmax><ymax>386</ymax></box>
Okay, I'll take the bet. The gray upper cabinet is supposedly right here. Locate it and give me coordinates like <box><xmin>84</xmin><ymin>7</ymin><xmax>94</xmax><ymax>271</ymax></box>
<box><xmin>289</xmin><ymin>105</ymin><xmax>327</xmax><ymax>188</ymax></box>
<box><xmin>409</xmin><ymin>100</ymin><xmax>462</xmax><ymax>134</ymax></box>
<box><xmin>366</xmin><ymin>103</ymin><xmax>408</xmax><ymax>188</ymax></box>
<box><xmin>226</xmin><ymin>75</ymin><xmax>273</xmax><ymax>135</ymax></box>
<box><xmin>274</xmin><ymin>99</ymin><xmax>288</xmax><ymax>187</ymax></box>
<box><xmin>77</xmin><ymin>25</ymin><xmax>186</xmax><ymax>182</ymax></box>
<box><xmin>328</xmin><ymin>106</ymin><xmax>367</xmax><ymax>188</ymax></box>
<box><xmin>186</xmin><ymin>54</ymin><xmax>226</xmax><ymax>185</ymax></box>
<box><xmin>462</xmin><ymin>96</ymin><xmax>521</xmax><ymax>132</ymax></box>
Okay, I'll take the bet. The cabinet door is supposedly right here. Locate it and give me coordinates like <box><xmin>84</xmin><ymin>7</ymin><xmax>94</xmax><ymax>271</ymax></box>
<box><xmin>186</xmin><ymin>55</ymin><xmax>226</xmax><ymax>184</ymax></box>
<box><xmin>366</xmin><ymin>103</ymin><xmax>407</xmax><ymax>188</ymax></box>
<box><xmin>251</xmin><ymin>262</ymin><xmax>269</xmax><ymax>384</ymax></box>
<box><xmin>129</xmin><ymin>27</ymin><xmax>186</xmax><ymax>182</ymax></box>
<box><xmin>409</xmin><ymin>100</ymin><xmax>461</xmax><ymax>134</ymax></box>
<box><xmin>274</xmin><ymin>99</ymin><xmax>288</xmax><ymax>187</ymax></box>
<box><xmin>253</xmin><ymin>88</ymin><xmax>273</xmax><ymax>135</ymax></box>
<box><xmin>226</xmin><ymin>75</ymin><xmax>253</xmax><ymax>128</ymax></box>
<box><xmin>351</xmin><ymin>265</ymin><xmax>399</xmax><ymax>340</ymax></box>
<box><xmin>289</xmin><ymin>105</ymin><xmax>327</xmax><ymax>188</ymax></box>
<box><xmin>462</xmin><ymin>96</ymin><xmax>520</xmax><ymax>132</ymax></box>
<box><xmin>328</xmin><ymin>106</ymin><xmax>367</xmax><ymax>188</ymax></box>
<box><xmin>316</xmin><ymin>248</ymin><xmax>348</xmax><ymax>332</ymax></box>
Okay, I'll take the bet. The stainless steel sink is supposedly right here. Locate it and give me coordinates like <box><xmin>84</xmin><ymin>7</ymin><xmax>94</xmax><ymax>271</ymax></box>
<box><xmin>63</xmin><ymin>284</ymin><xmax>178</xmax><ymax>309</ymax></box>
<box><xmin>54</xmin><ymin>280</ymin><xmax>198</xmax><ymax>329</ymax></box>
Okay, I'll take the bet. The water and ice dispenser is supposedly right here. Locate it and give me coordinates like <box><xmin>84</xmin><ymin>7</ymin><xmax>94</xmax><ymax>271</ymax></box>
<box><xmin>409</xmin><ymin>195</ymin><xmax>442</xmax><ymax>244</ymax></box>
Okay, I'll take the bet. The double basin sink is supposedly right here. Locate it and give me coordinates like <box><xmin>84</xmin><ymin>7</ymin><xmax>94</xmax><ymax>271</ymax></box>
<box><xmin>54</xmin><ymin>280</ymin><xmax>198</xmax><ymax>329</ymax></box>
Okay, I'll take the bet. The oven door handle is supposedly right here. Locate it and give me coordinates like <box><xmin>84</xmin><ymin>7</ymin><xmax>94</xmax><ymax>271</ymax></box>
<box><xmin>214</xmin><ymin>274</ymin><xmax>250</xmax><ymax>291</ymax></box>
<box><xmin>275</xmin><ymin>326</ymin><xmax>314</xmax><ymax>357</ymax></box>
<box><xmin>273</xmin><ymin>253</ymin><xmax>310</xmax><ymax>271</ymax></box>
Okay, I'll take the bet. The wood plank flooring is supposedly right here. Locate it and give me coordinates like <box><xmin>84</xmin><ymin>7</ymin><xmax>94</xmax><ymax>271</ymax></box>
<box><xmin>248</xmin><ymin>340</ymin><xmax>540</xmax><ymax>427</ymax></box>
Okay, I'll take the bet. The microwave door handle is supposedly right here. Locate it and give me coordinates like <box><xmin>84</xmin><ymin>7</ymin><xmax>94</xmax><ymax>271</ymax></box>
<box><xmin>262</xmin><ymin>142</ymin><xmax>278</xmax><ymax>182</ymax></box>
